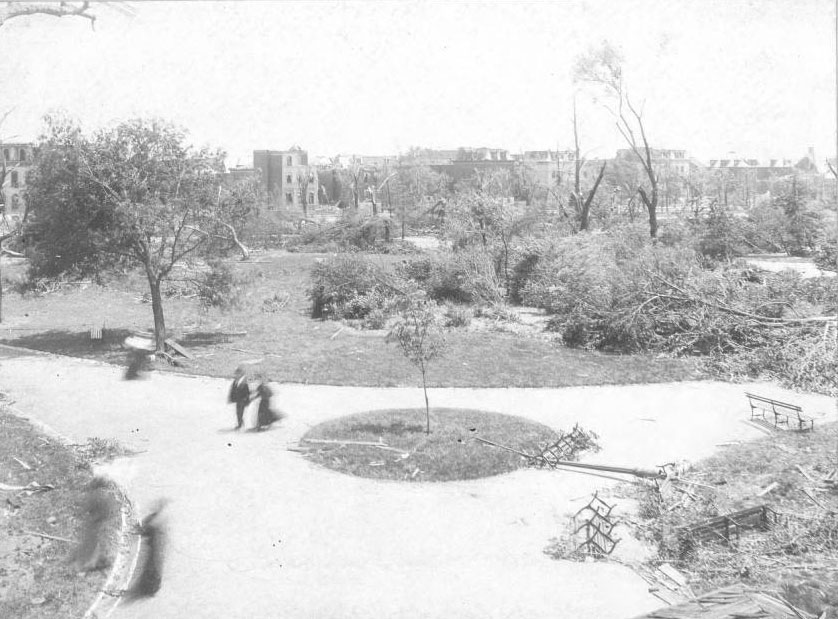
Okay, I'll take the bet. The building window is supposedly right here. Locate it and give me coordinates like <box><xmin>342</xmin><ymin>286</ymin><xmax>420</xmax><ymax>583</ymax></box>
<box><xmin>285</xmin><ymin>192</ymin><xmax>293</xmax><ymax>204</ymax></box>
<box><xmin>286</xmin><ymin>156</ymin><xmax>293</xmax><ymax>165</ymax></box>
<box><xmin>2</xmin><ymin>149</ymin><xmax>8</xmax><ymax>162</ymax></box>
<box><xmin>308</xmin><ymin>192</ymin><xmax>314</xmax><ymax>204</ymax></box>
<box><xmin>11</xmin><ymin>195</ymin><xmax>20</xmax><ymax>211</ymax></box>
<box><xmin>18</xmin><ymin>149</ymin><xmax>26</xmax><ymax>162</ymax></box>
<box><xmin>10</xmin><ymin>171</ymin><xmax>18</xmax><ymax>188</ymax></box>
<box><xmin>286</xmin><ymin>174</ymin><xmax>292</xmax><ymax>184</ymax></box>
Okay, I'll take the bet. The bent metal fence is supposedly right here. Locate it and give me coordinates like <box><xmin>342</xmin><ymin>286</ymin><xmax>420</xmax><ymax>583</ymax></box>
<box><xmin>531</xmin><ymin>424</ymin><xmax>599</xmax><ymax>468</ymax></box>
<box><xmin>572</xmin><ymin>492</ymin><xmax>620</xmax><ymax>557</ymax></box>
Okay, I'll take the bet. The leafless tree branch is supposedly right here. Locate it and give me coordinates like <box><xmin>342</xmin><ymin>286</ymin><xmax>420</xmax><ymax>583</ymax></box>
<box><xmin>0</xmin><ymin>2</ymin><xmax>96</xmax><ymax>28</ymax></box>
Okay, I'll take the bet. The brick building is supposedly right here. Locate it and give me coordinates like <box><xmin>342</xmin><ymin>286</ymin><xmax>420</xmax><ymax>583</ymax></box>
<box><xmin>253</xmin><ymin>146</ymin><xmax>319</xmax><ymax>210</ymax></box>
<box><xmin>1</xmin><ymin>143</ymin><xmax>34</xmax><ymax>221</ymax></box>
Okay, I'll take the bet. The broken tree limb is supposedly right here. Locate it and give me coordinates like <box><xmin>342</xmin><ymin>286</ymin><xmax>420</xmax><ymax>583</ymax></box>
<box><xmin>302</xmin><ymin>438</ymin><xmax>390</xmax><ymax>448</ymax></box>
<box><xmin>12</xmin><ymin>457</ymin><xmax>32</xmax><ymax>470</ymax></box>
<box><xmin>471</xmin><ymin>436</ymin><xmax>534</xmax><ymax>459</ymax></box>
<box><xmin>795</xmin><ymin>465</ymin><xmax>815</xmax><ymax>483</ymax></box>
<box><xmin>0</xmin><ymin>482</ymin><xmax>26</xmax><ymax>491</ymax></box>
<box><xmin>801</xmin><ymin>488</ymin><xmax>827</xmax><ymax>510</ymax></box>
<box><xmin>757</xmin><ymin>482</ymin><xmax>779</xmax><ymax>497</ymax></box>
<box><xmin>649</xmin><ymin>272</ymin><xmax>837</xmax><ymax>326</ymax></box>
<box><xmin>23</xmin><ymin>530</ymin><xmax>72</xmax><ymax>543</ymax></box>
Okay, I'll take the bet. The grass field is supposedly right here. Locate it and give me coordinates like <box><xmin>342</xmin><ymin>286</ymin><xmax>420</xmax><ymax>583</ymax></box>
<box><xmin>300</xmin><ymin>407</ymin><xmax>560</xmax><ymax>481</ymax></box>
<box><xmin>0</xmin><ymin>406</ymin><xmax>123</xmax><ymax>618</ymax></box>
<box><xmin>0</xmin><ymin>252</ymin><xmax>704</xmax><ymax>387</ymax></box>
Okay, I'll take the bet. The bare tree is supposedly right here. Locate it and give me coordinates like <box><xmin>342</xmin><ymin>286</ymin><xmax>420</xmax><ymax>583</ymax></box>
<box><xmin>296</xmin><ymin>172</ymin><xmax>312</xmax><ymax>219</ymax></box>
<box><xmin>569</xmin><ymin>99</ymin><xmax>607</xmax><ymax>232</ymax></box>
<box><xmin>575</xmin><ymin>43</ymin><xmax>660</xmax><ymax>237</ymax></box>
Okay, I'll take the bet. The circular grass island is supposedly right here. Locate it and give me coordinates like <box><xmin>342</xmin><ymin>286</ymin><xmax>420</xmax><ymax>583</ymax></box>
<box><xmin>300</xmin><ymin>408</ymin><xmax>559</xmax><ymax>482</ymax></box>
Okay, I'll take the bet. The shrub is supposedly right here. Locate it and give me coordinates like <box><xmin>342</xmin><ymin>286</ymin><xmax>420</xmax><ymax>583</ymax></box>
<box><xmin>362</xmin><ymin>308</ymin><xmax>389</xmax><ymax>330</ymax></box>
<box><xmin>508</xmin><ymin>246</ymin><xmax>542</xmax><ymax>304</ymax></box>
<box><xmin>397</xmin><ymin>253</ymin><xmax>473</xmax><ymax>303</ymax></box>
<box><xmin>308</xmin><ymin>254</ymin><xmax>398</xmax><ymax>319</ymax></box>
<box><xmin>813</xmin><ymin>240</ymin><xmax>837</xmax><ymax>272</ymax></box>
<box><xmin>443</xmin><ymin>303</ymin><xmax>471</xmax><ymax>328</ymax></box>
<box><xmin>195</xmin><ymin>259</ymin><xmax>248</xmax><ymax>310</ymax></box>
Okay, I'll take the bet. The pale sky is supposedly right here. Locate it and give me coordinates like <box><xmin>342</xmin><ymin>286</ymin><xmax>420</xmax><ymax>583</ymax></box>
<box><xmin>0</xmin><ymin>0</ymin><xmax>835</xmax><ymax>167</ymax></box>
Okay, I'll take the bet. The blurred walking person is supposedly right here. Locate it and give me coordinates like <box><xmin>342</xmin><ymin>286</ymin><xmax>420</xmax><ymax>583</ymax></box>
<box><xmin>228</xmin><ymin>366</ymin><xmax>250</xmax><ymax>430</ymax></box>
<box><xmin>70</xmin><ymin>477</ymin><xmax>113</xmax><ymax>572</ymax></box>
<box><xmin>124</xmin><ymin>334</ymin><xmax>153</xmax><ymax>380</ymax></box>
<box><xmin>124</xmin><ymin>500</ymin><xmax>167</xmax><ymax>602</ymax></box>
<box><xmin>254</xmin><ymin>378</ymin><xmax>281</xmax><ymax>431</ymax></box>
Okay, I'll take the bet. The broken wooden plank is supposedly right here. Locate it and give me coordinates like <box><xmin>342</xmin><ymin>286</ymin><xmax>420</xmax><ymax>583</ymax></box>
<box><xmin>795</xmin><ymin>465</ymin><xmax>815</xmax><ymax>483</ymax></box>
<box><xmin>164</xmin><ymin>338</ymin><xmax>193</xmax><ymax>359</ymax></box>
<box><xmin>757</xmin><ymin>481</ymin><xmax>779</xmax><ymax>497</ymax></box>
<box><xmin>657</xmin><ymin>563</ymin><xmax>689</xmax><ymax>588</ymax></box>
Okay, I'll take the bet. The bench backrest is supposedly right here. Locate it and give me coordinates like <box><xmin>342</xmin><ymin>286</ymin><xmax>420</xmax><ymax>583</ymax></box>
<box><xmin>745</xmin><ymin>392</ymin><xmax>802</xmax><ymax>414</ymax></box>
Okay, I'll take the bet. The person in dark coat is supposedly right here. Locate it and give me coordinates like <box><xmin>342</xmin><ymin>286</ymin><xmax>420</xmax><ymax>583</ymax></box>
<box><xmin>124</xmin><ymin>500</ymin><xmax>167</xmax><ymax>602</ymax></box>
<box><xmin>70</xmin><ymin>477</ymin><xmax>113</xmax><ymax>572</ymax></box>
<box><xmin>254</xmin><ymin>379</ymin><xmax>281</xmax><ymax>431</ymax></box>
<box><xmin>228</xmin><ymin>366</ymin><xmax>250</xmax><ymax>430</ymax></box>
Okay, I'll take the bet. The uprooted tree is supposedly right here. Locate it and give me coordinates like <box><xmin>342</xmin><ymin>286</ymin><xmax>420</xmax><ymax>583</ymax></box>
<box><xmin>24</xmin><ymin>115</ymin><xmax>257</xmax><ymax>352</ymax></box>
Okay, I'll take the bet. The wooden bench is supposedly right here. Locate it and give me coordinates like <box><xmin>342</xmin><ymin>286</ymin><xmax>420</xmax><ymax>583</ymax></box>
<box><xmin>746</xmin><ymin>392</ymin><xmax>814</xmax><ymax>431</ymax></box>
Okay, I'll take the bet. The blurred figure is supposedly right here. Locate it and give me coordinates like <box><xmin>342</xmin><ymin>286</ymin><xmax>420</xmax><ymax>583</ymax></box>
<box><xmin>227</xmin><ymin>366</ymin><xmax>250</xmax><ymax>430</ymax></box>
<box><xmin>124</xmin><ymin>335</ymin><xmax>153</xmax><ymax>380</ymax></box>
<box><xmin>254</xmin><ymin>378</ymin><xmax>281</xmax><ymax>431</ymax></box>
<box><xmin>124</xmin><ymin>500</ymin><xmax>167</xmax><ymax>602</ymax></box>
<box><xmin>70</xmin><ymin>477</ymin><xmax>113</xmax><ymax>572</ymax></box>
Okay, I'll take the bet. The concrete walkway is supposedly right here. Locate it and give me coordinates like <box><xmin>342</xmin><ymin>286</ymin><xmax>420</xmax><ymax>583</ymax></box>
<box><xmin>0</xmin><ymin>348</ymin><xmax>833</xmax><ymax>619</ymax></box>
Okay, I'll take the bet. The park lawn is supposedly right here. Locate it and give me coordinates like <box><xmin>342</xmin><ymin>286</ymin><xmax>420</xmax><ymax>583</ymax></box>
<box><xmin>300</xmin><ymin>407</ymin><xmax>560</xmax><ymax>481</ymax></box>
<box><xmin>0</xmin><ymin>251</ymin><xmax>704</xmax><ymax>387</ymax></box>
<box><xmin>0</xmin><ymin>406</ymin><xmax>123</xmax><ymax>619</ymax></box>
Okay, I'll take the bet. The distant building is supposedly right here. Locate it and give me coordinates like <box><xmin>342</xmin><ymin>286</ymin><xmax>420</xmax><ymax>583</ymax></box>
<box><xmin>253</xmin><ymin>146</ymin><xmax>319</xmax><ymax>210</ymax></box>
<box><xmin>399</xmin><ymin>148</ymin><xmax>459</xmax><ymax>166</ymax></box>
<box><xmin>705</xmin><ymin>154</ymin><xmax>797</xmax><ymax>207</ymax></box>
<box><xmin>1</xmin><ymin>142</ymin><xmax>34</xmax><ymax>222</ymax></box>
<box><xmin>616</xmin><ymin>147</ymin><xmax>691</xmax><ymax>177</ymax></box>
<box><xmin>225</xmin><ymin>165</ymin><xmax>257</xmax><ymax>184</ymax></box>
<box><xmin>705</xmin><ymin>155</ymin><xmax>795</xmax><ymax>178</ymax></box>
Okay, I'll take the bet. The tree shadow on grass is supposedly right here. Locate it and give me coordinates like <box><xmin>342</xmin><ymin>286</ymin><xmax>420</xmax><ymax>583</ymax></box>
<box><xmin>179</xmin><ymin>331</ymin><xmax>244</xmax><ymax>347</ymax></box>
<box><xmin>3</xmin><ymin>328</ymin><xmax>132</xmax><ymax>359</ymax></box>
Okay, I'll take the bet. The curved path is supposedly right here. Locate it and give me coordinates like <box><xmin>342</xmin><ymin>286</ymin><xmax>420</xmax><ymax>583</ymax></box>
<box><xmin>0</xmin><ymin>347</ymin><xmax>833</xmax><ymax>619</ymax></box>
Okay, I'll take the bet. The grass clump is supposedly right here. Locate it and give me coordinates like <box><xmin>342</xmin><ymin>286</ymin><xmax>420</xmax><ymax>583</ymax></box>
<box><xmin>300</xmin><ymin>407</ymin><xmax>558</xmax><ymax>482</ymax></box>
